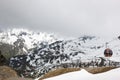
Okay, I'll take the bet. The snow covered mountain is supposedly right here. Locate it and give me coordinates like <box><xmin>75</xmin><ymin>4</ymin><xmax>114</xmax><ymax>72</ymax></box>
<box><xmin>2</xmin><ymin>28</ymin><xmax>120</xmax><ymax>79</ymax></box>
<box><xmin>9</xmin><ymin>34</ymin><xmax>120</xmax><ymax>78</ymax></box>
<box><xmin>0</xmin><ymin>28</ymin><xmax>60</xmax><ymax>55</ymax></box>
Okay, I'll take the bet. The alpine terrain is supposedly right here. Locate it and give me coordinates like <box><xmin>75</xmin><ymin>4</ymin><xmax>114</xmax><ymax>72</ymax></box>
<box><xmin>0</xmin><ymin>29</ymin><xmax>120</xmax><ymax>79</ymax></box>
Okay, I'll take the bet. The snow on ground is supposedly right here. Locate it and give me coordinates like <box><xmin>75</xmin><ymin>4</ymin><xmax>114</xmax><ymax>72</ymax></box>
<box><xmin>110</xmin><ymin>56</ymin><xmax>120</xmax><ymax>62</ymax></box>
<box><xmin>43</xmin><ymin>68</ymin><xmax>120</xmax><ymax>80</ymax></box>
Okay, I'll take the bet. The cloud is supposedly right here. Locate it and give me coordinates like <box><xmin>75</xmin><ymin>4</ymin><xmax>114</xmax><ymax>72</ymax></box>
<box><xmin>0</xmin><ymin>0</ymin><xmax>120</xmax><ymax>37</ymax></box>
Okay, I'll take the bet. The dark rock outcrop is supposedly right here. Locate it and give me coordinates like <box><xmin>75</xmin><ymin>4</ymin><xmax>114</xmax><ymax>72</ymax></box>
<box><xmin>0</xmin><ymin>50</ymin><xmax>7</xmax><ymax>66</ymax></box>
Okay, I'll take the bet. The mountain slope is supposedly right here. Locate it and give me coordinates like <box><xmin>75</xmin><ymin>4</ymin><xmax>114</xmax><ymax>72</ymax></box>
<box><xmin>0</xmin><ymin>28</ymin><xmax>60</xmax><ymax>55</ymax></box>
<box><xmin>9</xmin><ymin>35</ymin><xmax>120</xmax><ymax>78</ymax></box>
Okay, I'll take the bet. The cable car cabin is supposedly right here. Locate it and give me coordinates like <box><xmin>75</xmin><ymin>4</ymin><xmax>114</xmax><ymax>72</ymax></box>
<box><xmin>104</xmin><ymin>48</ymin><xmax>113</xmax><ymax>57</ymax></box>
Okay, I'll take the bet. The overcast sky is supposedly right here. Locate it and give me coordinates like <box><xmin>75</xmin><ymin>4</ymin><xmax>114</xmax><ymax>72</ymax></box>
<box><xmin>0</xmin><ymin>0</ymin><xmax>120</xmax><ymax>38</ymax></box>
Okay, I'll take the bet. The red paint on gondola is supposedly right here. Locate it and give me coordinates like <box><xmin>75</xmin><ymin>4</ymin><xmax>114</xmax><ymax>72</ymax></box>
<box><xmin>104</xmin><ymin>48</ymin><xmax>113</xmax><ymax>57</ymax></box>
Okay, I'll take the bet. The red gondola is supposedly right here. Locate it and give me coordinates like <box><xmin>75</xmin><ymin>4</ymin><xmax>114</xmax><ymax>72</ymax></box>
<box><xmin>104</xmin><ymin>48</ymin><xmax>113</xmax><ymax>57</ymax></box>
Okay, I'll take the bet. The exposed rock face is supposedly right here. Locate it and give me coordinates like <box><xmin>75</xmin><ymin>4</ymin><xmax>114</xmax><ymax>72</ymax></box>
<box><xmin>0</xmin><ymin>50</ymin><xmax>7</xmax><ymax>66</ymax></box>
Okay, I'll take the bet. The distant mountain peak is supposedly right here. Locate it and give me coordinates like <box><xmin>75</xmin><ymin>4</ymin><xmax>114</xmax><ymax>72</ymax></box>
<box><xmin>0</xmin><ymin>28</ymin><xmax>61</xmax><ymax>49</ymax></box>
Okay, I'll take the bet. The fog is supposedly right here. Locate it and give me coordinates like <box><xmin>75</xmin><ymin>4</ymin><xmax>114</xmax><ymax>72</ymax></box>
<box><xmin>0</xmin><ymin>0</ymin><xmax>120</xmax><ymax>38</ymax></box>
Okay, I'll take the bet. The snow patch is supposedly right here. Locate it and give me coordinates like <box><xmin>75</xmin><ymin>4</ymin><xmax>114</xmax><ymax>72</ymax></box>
<box><xmin>44</xmin><ymin>68</ymin><xmax>120</xmax><ymax>80</ymax></box>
